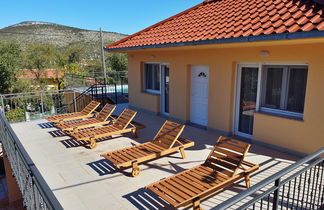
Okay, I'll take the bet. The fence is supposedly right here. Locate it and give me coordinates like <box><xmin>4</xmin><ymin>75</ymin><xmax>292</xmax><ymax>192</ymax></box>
<box><xmin>0</xmin><ymin>90</ymin><xmax>77</xmax><ymax>123</ymax></box>
<box><xmin>215</xmin><ymin>148</ymin><xmax>324</xmax><ymax>210</ymax></box>
<box><xmin>64</xmin><ymin>71</ymin><xmax>128</xmax><ymax>94</ymax></box>
<box><xmin>0</xmin><ymin>110</ymin><xmax>63</xmax><ymax>210</ymax></box>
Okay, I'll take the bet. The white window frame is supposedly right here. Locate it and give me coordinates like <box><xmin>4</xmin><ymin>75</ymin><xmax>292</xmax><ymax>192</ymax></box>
<box><xmin>260</xmin><ymin>65</ymin><xmax>308</xmax><ymax>119</ymax></box>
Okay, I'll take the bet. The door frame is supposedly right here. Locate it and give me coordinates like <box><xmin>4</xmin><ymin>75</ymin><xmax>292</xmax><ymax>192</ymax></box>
<box><xmin>190</xmin><ymin>65</ymin><xmax>210</xmax><ymax>126</ymax></box>
<box><xmin>160</xmin><ymin>63</ymin><xmax>170</xmax><ymax>116</ymax></box>
<box><xmin>233</xmin><ymin>63</ymin><xmax>261</xmax><ymax>138</ymax></box>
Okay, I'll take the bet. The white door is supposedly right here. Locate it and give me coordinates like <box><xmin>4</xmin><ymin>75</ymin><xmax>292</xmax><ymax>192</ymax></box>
<box><xmin>190</xmin><ymin>66</ymin><xmax>209</xmax><ymax>126</ymax></box>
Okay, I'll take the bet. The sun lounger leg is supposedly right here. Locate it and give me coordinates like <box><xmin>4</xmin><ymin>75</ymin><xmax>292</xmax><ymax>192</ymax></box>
<box><xmin>131</xmin><ymin>161</ymin><xmax>140</xmax><ymax>177</ymax></box>
<box><xmin>245</xmin><ymin>174</ymin><xmax>251</xmax><ymax>188</ymax></box>
<box><xmin>179</xmin><ymin>146</ymin><xmax>186</xmax><ymax>159</ymax></box>
<box><xmin>193</xmin><ymin>197</ymin><xmax>202</xmax><ymax>210</ymax></box>
<box><xmin>89</xmin><ymin>137</ymin><xmax>97</xmax><ymax>149</ymax></box>
<box><xmin>132</xmin><ymin>128</ymin><xmax>138</xmax><ymax>138</ymax></box>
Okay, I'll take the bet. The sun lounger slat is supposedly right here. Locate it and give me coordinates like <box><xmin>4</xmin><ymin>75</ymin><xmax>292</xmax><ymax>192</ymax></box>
<box><xmin>159</xmin><ymin>181</ymin><xmax>191</xmax><ymax>200</ymax></box>
<box><xmin>217</xmin><ymin>141</ymin><xmax>246</xmax><ymax>153</ymax></box>
<box><xmin>164</xmin><ymin>179</ymin><xmax>197</xmax><ymax>197</ymax></box>
<box><xmin>46</xmin><ymin>100</ymin><xmax>100</xmax><ymax>123</ymax></box>
<box><xmin>146</xmin><ymin>137</ymin><xmax>259</xmax><ymax>209</ymax></box>
<box><xmin>153</xmin><ymin>183</ymin><xmax>185</xmax><ymax>203</ymax></box>
<box><xmin>182</xmin><ymin>171</ymin><xmax>215</xmax><ymax>188</ymax></box>
<box><xmin>129</xmin><ymin>148</ymin><xmax>149</xmax><ymax>157</ymax></box>
<box><xmin>147</xmin><ymin>185</ymin><xmax>179</xmax><ymax>206</ymax></box>
<box><xmin>207</xmin><ymin>158</ymin><xmax>238</xmax><ymax>172</ymax></box>
<box><xmin>100</xmin><ymin>120</ymin><xmax>194</xmax><ymax>176</ymax></box>
<box><xmin>69</xmin><ymin>108</ymin><xmax>137</xmax><ymax>148</ymax></box>
<box><xmin>195</xmin><ymin>166</ymin><xmax>229</xmax><ymax>182</ymax></box>
<box><xmin>108</xmin><ymin>152</ymin><xmax>128</xmax><ymax>163</ymax></box>
<box><xmin>141</xmin><ymin>143</ymin><xmax>164</xmax><ymax>152</ymax></box>
<box><xmin>203</xmin><ymin>162</ymin><xmax>233</xmax><ymax>177</ymax></box>
<box><xmin>115</xmin><ymin>151</ymin><xmax>135</xmax><ymax>161</ymax></box>
<box><xmin>190</xmin><ymin>168</ymin><xmax>222</xmax><ymax>185</ymax></box>
<box><xmin>133</xmin><ymin>144</ymin><xmax>156</xmax><ymax>155</ymax></box>
<box><xmin>210</xmin><ymin>151</ymin><xmax>242</xmax><ymax>166</ymax></box>
<box><xmin>121</xmin><ymin>148</ymin><xmax>143</xmax><ymax>159</ymax></box>
<box><xmin>171</xmin><ymin>177</ymin><xmax>203</xmax><ymax>194</ymax></box>
<box><xmin>176</xmin><ymin>174</ymin><xmax>208</xmax><ymax>191</ymax></box>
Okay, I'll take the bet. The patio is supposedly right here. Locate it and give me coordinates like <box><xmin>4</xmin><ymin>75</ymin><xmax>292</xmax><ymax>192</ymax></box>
<box><xmin>10</xmin><ymin>103</ymin><xmax>300</xmax><ymax>209</ymax></box>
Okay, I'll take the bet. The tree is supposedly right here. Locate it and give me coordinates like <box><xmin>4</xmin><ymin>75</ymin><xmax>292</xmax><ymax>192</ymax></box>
<box><xmin>0</xmin><ymin>41</ymin><xmax>22</xmax><ymax>93</ymax></box>
<box><xmin>64</xmin><ymin>44</ymin><xmax>85</xmax><ymax>63</ymax></box>
<box><xmin>23</xmin><ymin>44</ymin><xmax>58</xmax><ymax>81</ymax></box>
<box><xmin>107</xmin><ymin>53</ymin><xmax>127</xmax><ymax>72</ymax></box>
<box><xmin>106</xmin><ymin>53</ymin><xmax>128</xmax><ymax>83</ymax></box>
<box><xmin>54</xmin><ymin>45</ymin><xmax>86</xmax><ymax>89</ymax></box>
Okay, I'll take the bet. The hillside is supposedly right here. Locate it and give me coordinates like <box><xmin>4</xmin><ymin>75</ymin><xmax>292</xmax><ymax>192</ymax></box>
<box><xmin>0</xmin><ymin>21</ymin><xmax>128</xmax><ymax>58</ymax></box>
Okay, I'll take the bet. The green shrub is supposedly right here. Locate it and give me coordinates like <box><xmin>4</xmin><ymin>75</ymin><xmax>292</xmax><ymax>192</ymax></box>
<box><xmin>5</xmin><ymin>108</ymin><xmax>25</xmax><ymax>123</ymax></box>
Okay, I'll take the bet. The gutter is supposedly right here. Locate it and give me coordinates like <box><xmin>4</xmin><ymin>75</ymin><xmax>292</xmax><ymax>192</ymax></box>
<box><xmin>104</xmin><ymin>30</ymin><xmax>324</xmax><ymax>52</ymax></box>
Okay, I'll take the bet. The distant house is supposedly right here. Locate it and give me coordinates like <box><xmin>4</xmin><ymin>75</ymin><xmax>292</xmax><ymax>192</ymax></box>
<box><xmin>105</xmin><ymin>0</ymin><xmax>324</xmax><ymax>154</ymax></box>
<box><xmin>18</xmin><ymin>69</ymin><xmax>63</xmax><ymax>79</ymax></box>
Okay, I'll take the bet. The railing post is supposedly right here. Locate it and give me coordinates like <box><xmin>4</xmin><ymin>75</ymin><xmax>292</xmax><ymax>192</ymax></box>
<box><xmin>0</xmin><ymin>95</ymin><xmax>4</xmax><ymax>113</ymax></box>
<box><xmin>273</xmin><ymin>178</ymin><xmax>281</xmax><ymax>210</ymax></box>
<box><xmin>73</xmin><ymin>91</ymin><xmax>77</xmax><ymax>112</ymax></box>
<box><xmin>121</xmin><ymin>77</ymin><xmax>124</xmax><ymax>95</ymax></box>
<box><xmin>40</xmin><ymin>93</ymin><xmax>44</xmax><ymax>114</ymax></box>
<box><xmin>114</xmin><ymin>83</ymin><xmax>118</xmax><ymax>104</ymax></box>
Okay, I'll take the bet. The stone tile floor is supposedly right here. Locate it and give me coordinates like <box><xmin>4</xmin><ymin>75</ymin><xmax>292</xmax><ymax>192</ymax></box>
<box><xmin>10</xmin><ymin>104</ymin><xmax>300</xmax><ymax>209</ymax></box>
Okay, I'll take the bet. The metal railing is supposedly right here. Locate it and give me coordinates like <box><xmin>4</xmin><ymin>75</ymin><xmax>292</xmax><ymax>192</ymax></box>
<box><xmin>65</xmin><ymin>73</ymin><xmax>128</xmax><ymax>105</ymax></box>
<box><xmin>0</xmin><ymin>110</ymin><xmax>63</xmax><ymax>210</ymax></box>
<box><xmin>215</xmin><ymin>148</ymin><xmax>324</xmax><ymax>210</ymax></box>
<box><xmin>0</xmin><ymin>90</ymin><xmax>76</xmax><ymax>123</ymax></box>
<box><xmin>64</xmin><ymin>71</ymin><xmax>128</xmax><ymax>91</ymax></box>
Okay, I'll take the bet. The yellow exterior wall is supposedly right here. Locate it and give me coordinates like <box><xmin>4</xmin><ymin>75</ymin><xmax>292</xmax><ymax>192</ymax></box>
<box><xmin>126</xmin><ymin>41</ymin><xmax>324</xmax><ymax>154</ymax></box>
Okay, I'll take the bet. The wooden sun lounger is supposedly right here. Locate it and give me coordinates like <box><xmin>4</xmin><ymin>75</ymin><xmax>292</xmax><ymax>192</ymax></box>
<box><xmin>45</xmin><ymin>100</ymin><xmax>100</xmax><ymax>123</ymax></box>
<box><xmin>56</xmin><ymin>104</ymin><xmax>116</xmax><ymax>131</ymax></box>
<box><xmin>146</xmin><ymin>136</ymin><xmax>259</xmax><ymax>209</ymax></box>
<box><xmin>100</xmin><ymin>120</ymin><xmax>195</xmax><ymax>177</ymax></box>
<box><xmin>69</xmin><ymin>108</ymin><xmax>138</xmax><ymax>149</ymax></box>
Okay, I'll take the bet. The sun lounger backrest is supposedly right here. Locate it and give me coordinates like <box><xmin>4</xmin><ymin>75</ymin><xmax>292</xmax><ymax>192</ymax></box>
<box><xmin>81</xmin><ymin>101</ymin><xmax>100</xmax><ymax>115</ymax></box>
<box><xmin>152</xmin><ymin>121</ymin><xmax>185</xmax><ymax>149</ymax></box>
<box><xmin>112</xmin><ymin>109</ymin><xmax>137</xmax><ymax>130</ymax></box>
<box><xmin>95</xmin><ymin>104</ymin><xmax>116</xmax><ymax>122</ymax></box>
<box><xmin>204</xmin><ymin>136</ymin><xmax>250</xmax><ymax>177</ymax></box>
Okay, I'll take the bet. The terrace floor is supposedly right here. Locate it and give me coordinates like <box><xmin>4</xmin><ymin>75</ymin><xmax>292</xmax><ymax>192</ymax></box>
<box><xmin>10</xmin><ymin>104</ymin><xmax>300</xmax><ymax>209</ymax></box>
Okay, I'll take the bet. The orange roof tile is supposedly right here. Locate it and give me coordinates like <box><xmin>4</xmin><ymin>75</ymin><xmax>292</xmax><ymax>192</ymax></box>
<box><xmin>106</xmin><ymin>0</ymin><xmax>324</xmax><ymax>50</ymax></box>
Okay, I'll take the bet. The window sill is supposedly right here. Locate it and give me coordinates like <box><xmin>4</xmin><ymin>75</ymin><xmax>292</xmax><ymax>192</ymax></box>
<box><xmin>142</xmin><ymin>90</ymin><xmax>161</xmax><ymax>96</ymax></box>
<box><xmin>256</xmin><ymin>111</ymin><xmax>304</xmax><ymax>121</ymax></box>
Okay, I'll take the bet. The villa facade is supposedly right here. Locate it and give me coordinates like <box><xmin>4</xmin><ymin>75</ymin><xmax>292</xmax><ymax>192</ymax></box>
<box><xmin>106</xmin><ymin>0</ymin><xmax>324</xmax><ymax>154</ymax></box>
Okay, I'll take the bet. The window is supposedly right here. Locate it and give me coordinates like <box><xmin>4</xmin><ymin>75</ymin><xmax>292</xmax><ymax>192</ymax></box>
<box><xmin>261</xmin><ymin>65</ymin><xmax>308</xmax><ymax>117</ymax></box>
<box><xmin>144</xmin><ymin>63</ymin><xmax>161</xmax><ymax>94</ymax></box>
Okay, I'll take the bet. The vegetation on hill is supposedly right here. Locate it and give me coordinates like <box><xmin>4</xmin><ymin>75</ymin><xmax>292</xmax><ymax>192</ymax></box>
<box><xmin>0</xmin><ymin>21</ymin><xmax>127</xmax><ymax>59</ymax></box>
<box><xmin>0</xmin><ymin>21</ymin><xmax>128</xmax><ymax>93</ymax></box>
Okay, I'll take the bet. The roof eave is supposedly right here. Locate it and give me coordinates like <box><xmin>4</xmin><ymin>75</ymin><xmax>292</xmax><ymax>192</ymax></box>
<box><xmin>104</xmin><ymin>30</ymin><xmax>324</xmax><ymax>52</ymax></box>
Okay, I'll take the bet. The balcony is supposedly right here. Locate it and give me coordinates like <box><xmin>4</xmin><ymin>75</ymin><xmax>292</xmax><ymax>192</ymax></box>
<box><xmin>2</xmin><ymin>102</ymin><xmax>323</xmax><ymax>209</ymax></box>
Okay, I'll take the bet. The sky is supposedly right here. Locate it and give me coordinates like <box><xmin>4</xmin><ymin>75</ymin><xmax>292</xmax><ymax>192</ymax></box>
<box><xmin>0</xmin><ymin>0</ymin><xmax>202</xmax><ymax>35</ymax></box>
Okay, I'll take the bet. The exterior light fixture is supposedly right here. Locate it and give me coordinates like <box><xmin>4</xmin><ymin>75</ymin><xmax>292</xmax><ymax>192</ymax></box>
<box><xmin>260</xmin><ymin>50</ymin><xmax>270</xmax><ymax>57</ymax></box>
<box><xmin>149</xmin><ymin>55</ymin><xmax>156</xmax><ymax>59</ymax></box>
